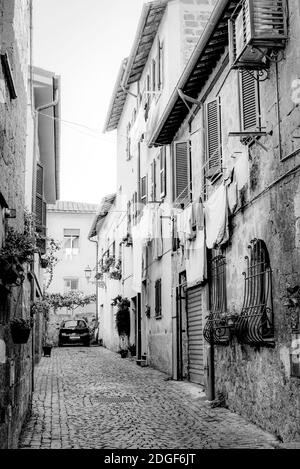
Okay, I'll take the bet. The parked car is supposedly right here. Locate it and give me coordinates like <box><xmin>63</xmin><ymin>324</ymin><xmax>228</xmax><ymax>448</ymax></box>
<box><xmin>58</xmin><ymin>319</ymin><xmax>90</xmax><ymax>346</ymax></box>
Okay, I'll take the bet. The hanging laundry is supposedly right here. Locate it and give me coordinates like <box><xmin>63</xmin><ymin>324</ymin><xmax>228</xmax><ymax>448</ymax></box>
<box><xmin>204</xmin><ymin>183</ymin><xmax>229</xmax><ymax>249</ymax></box>
<box><xmin>228</xmin><ymin>181</ymin><xmax>238</xmax><ymax>214</ymax></box>
<box><xmin>132</xmin><ymin>225</ymin><xmax>142</xmax><ymax>293</ymax></box>
<box><xmin>191</xmin><ymin>199</ymin><xmax>204</xmax><ymax>231</ymax></box>
<box><xmin>186</xmin><ymin>229</ymin><xmax>206</xmax><ymax>287</ymax></box>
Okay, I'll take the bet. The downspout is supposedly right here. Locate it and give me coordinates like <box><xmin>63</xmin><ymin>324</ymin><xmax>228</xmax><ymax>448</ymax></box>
<box><xmin>89</xmin><ymin>237</ymin><xmax>99</xmax><ymax>333</ymax></box>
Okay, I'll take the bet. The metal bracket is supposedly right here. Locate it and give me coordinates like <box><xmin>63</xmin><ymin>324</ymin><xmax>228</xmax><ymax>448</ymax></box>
<box><xmin>254</xmin><ymin>46</ymin><xmax>285</xmax><ymax>65</ymax></box>
<box><xmin>228</xmin><ymin>131</ymin><xmax>272</xmax><ymax>152</ymax></box>
<box><xmin>242</xmin><ymin>67</ymin><xmax>269</xmax><ymax>83</ymax></box>
<box><xmin>178</xmin><ymin>89</ymin><xmax>201</xmax><ymax>108</ymax></box>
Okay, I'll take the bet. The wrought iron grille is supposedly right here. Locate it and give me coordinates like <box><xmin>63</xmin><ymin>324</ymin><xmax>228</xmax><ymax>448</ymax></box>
<box><xmin>203</xmin><ymin>254</ymin><xmax>230</xmax><ymax>345</ymax></box>
<box><xmin>235</xmin><ymin>239</ymin><xmax>274</xmax><ymax>346</ymax></box>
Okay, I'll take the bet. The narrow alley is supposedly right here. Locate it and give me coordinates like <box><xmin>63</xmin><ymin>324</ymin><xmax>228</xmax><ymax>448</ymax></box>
<box><xmin>19</xmin><ymin>346</ymin><xmax>278</xmax><ymax>450</ymax></box>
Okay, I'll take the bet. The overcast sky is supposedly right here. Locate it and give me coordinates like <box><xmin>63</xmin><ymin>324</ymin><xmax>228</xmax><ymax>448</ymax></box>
<box><xmin>33</xmin><ymin>0</ymin><xmax>147</xmax><ymax>204</ymax></box>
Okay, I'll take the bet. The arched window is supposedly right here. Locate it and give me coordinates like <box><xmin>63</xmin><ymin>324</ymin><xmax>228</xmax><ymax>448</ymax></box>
<box><xmin>235</xmin><ymin>239</ymin><xmax>274</xmax><ymax>346</ymax></box>
<box><xmin>203</xmin><ymin>252</ymin><xmax>230</xmax><ymax>345</ymax></box>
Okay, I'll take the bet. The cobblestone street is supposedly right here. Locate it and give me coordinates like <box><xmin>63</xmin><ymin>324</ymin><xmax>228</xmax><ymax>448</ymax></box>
<box><xmin>19</xmin><ymin>347</ymin><xmax>279</xmax><ymax>449</ymax></box>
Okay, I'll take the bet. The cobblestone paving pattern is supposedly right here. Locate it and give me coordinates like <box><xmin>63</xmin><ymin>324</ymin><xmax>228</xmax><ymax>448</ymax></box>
<box><xmin>19</xmin><ymin>347</ymin><xmax>280</xmax><ymax>449</ymax></box>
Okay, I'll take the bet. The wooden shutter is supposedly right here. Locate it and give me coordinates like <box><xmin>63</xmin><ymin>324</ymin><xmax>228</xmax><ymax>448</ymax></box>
<box><xmin>240</xmin><ymin>70</ymin><xmax>260</xmax><ymax>131</ymax></box>
<box><xmin>36</xmin><ymin>163</ymin><xmax>44</xmax><ymax>228</ymax></box>
<box><xmin>159</xmin><ymin>147</ymin><xmax>166</xmax><ymax>199</ymax></box>
<box><xmin>151</xmin><ymin>159</ymin><xmax>156</xmax><ymax>201</ymax></box>
<box><xmin>174</xmin><ymin>141</ymin><xmax>190</xmax><ymax>203</ymax></box>
<box><xmin>140</xmin><ymin>176</ymin><xmax>147</xmax><ymax>205</ymax></box>
<box><xmin>155</xmin><ymin>279</ymin><xmax>162</xmax><ymax>317</ymax></box>
<box><xmin>158</xmin><ymin>40</ymin><xmax>164</xmax><ymax>91</ymax></box>
<box><xmin>206</xmin><ymin>98</ymin><xmax>222</xmax><ymax>175</ymax></box>
<box><xmin>152</xmin><ymin>59</ymin><xmax>156</xmax><ymax>92</ymax></box>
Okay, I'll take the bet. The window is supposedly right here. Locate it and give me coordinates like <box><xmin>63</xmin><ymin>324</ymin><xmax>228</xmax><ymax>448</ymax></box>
<box><xmin>127</xmin><ymin>200</ymin><xmax>131</xmax><ymax>234</ymax></box>
<box><xmin>132</xmin><ymin>192</ymin><xmax>138</xmax><ymax>225</ymax></box>
<box><xmin>151</xmin><ymin>59</ymin><xmax>156</xmax><ymax>93</ymax></box>
<box><xmin>144</xmin><ymin>74</ymin><xmax>151</xmax><ymax>120</ymax></box>
<box><xmin>235</xmin><ymin>239</ymin><xmax>274</xmax><ymax>346</ymax></box>
<box><xmin>173</xmin><ymin>141</ymin><xmax>192</xmax><ymax>206</ymax></box>
<box><xmin>159</xmin><ymin>147</ymin><xmax>166</xmax><ymax>199</ymax></box>
<box><xmin>239</xmin><ymin>70</ymin><xmax>261</xmax><ymax>132</ymax></box>
<box><xmin>126</xmin><ymin>122</ymin><xmax>132</xmax><ymax>160</ymax></box>
<box><xmin>155</xmin><ymin>279</ymin><xmax>162</xmax><ymax>318</ymax></box>
<box><xmin>64</xmin><ymin>278</ymin><xmax>79</xmax><ymax>292</ymax></box>
<box><xmin>140</xmin><ymin>176</ymin><xmax>147</xmax><ymax>205</ymax></box>
<box><xmin>63</xmin><ymin>229</ymin><xmax>80</xmax><ymax>258</ymax></box>
<box><xmin>205</xmin><ymin>97</ymin><xmax>222</xmax><ymax>179</ymax></box>
<box><xmin>150</xmin><ymin>159</ymin><xmax>157</xmax><ymax>201</ymax></box>
<box><xmin>157</xmin><ymin>40</ymin><xmax>164</xmax><ymax>91</ymax></box>
<box><xmin>203</xmin><ymin>252</ymin><xmax>229</xmax><ymax>345</ymax></box>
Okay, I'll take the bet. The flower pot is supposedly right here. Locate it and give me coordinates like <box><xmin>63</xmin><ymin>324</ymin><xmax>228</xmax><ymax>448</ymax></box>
<box><xmin>120</xmin><ymin>349</ymin><xmax>128</xmax><ymax>358</ymax></box>
<box><xmin>11</xmin><ymin>328</ymin><xmax>31</xmax><ymax>344</ymax></box>
<box><xmin>43</xmin><ymin>345</ymin><xmax>52</xmax><ymax>357</ymax></box>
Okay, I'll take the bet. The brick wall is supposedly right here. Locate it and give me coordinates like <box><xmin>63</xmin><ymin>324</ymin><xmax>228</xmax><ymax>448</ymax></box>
<box><xmin>0</xmin><ymin>0</ymin><xmax>33</xmax><ymax>449</ymax></box>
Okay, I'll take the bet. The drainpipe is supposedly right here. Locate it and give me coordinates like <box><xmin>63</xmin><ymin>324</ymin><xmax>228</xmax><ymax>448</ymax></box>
<box><xmin>89</xmin><ymin>237</ymin><xmax>99</xmax><ymax>330</ymax></box>
<box><xmin>207</xmin><ymin>342</ymin><xmax>215</xmax><ymax>401</ymax></box>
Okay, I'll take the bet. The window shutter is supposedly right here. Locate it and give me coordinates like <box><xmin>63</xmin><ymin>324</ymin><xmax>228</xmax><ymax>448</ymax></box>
<box><xmin>140</xmin><ymin>176</ymin><xmax>147</xmax><ymax>205</ymax></box>
<box><xmin>151</xmin><ymin>160</ymin><xmax>156</xmax><ymax>201</ymax></box>
<box><xmin>240</xmin><ymin>70</ymin><xmax>260</xmax><ymax>131</ymax></box>
<box><xmin>152</xmin><ymin>59</ymin><xmax>156</xmax><ymax>92</ymax></box>
<box><xmin>36</xmin><ymin>163</ymin><xmax>44</xmax><ymax>228</ymax></box>
<box><xmin>160</xmin><ymin>147</ymin><xmax>166</xmax><ymax>198</ymax></box>
<box><xmin>158</xmin><ymin>40</ymin><xmax>164</xmax><ymax>91</ymax></box>
<box><xmin>174</xmin><ymin>141</ymin><xmax>189</xmax><ymax>203</ymax></box>
<box><xmin>206</xmin><ymin>98</ymin><xmax>222</xmax><ymax>174</ymax></box>
<box><xmin>155</xmin><ymin>279</ymin><xmax>162</xmax><ymax>317</ymax></box>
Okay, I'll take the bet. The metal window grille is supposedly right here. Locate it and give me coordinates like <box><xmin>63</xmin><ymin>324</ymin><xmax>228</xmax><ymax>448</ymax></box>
<box><xmin>235</xmin><ymin>239</ymin><xmax>274</xmax><ymax>346</ymax></box>
<box><xmin>203</xmin><ymin>253</ymin><xmax>230</xmax><ymax>345</ymax></box>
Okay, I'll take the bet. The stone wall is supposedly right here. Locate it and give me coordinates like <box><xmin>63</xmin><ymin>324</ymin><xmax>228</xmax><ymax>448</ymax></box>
<box><xmin>181</xmin><ymin>0</ymin><xmax>217</xmax><ymax>64</ymax></box>
<box><xmin>0</xmin><ymin>0</ymin><xmax>32</xmax><ymax>449</ymax></box>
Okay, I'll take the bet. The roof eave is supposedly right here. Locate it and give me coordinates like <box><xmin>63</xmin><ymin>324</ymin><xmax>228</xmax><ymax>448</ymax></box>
<box><xmin>103</xmin><ymin>59</ymin><xmax>128</xmax><ymax>133</ymax></box>
<box><xmin>149</xmin><ymin>0</ymin><xmax>234</xmax><ymax>147</ymax></box>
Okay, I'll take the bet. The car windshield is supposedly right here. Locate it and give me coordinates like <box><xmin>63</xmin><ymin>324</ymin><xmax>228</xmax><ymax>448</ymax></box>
<box><xmin>63</xmin><ymin>320</ymin><xmax>86</xmax><ymax>329</ymax></box>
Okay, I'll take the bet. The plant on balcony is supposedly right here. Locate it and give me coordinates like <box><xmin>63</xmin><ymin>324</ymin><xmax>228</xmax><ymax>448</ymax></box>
<box><xmin>108</xmin><ymin>259</ymin><xmax>122</xmax><ymax>280</ymax></box>
<box><xmin>102</xmin><ymin>255</ymin><xmax>115</xmax><ymax>273</ymax></box>
<box><xmin>41</xmin><ymin>238</ymin><xmax>61</xmax><ymax>290</ymax></box>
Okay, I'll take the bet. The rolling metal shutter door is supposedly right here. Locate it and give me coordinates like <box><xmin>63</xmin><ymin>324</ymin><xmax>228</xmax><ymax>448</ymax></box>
<box><xmin>187</xmin><ymin>285</ymin><xmax>204</xmax><ymax>385</ymax></box>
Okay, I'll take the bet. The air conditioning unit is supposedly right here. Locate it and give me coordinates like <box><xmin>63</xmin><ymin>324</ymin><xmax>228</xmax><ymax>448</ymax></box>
<box><xmin>229</xmin><ymin>0</ymin><xmax>288</xmax><ymax>69</ymax></box>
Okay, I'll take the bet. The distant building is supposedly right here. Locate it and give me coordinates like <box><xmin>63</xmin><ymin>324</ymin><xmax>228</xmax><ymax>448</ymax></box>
<box><xmin>46</xmin><ymin>201</ymin><xmax>99</xmax><ymax>342</ymax></box>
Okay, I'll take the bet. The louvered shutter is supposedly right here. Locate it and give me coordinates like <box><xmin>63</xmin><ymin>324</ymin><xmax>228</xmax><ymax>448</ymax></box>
<box><xmin>174</xmin><ymin>141</ymin><xmax>189</xmax><ymax>203</ymax></box>
<box><xmin>240</xmin><ymin>70</ymin><xmax>260</xmax><ymax>131</ymax></box>
<box><xmin>36</xmin><ymin>163</ymin><xmax>44</xmax><ymax>228</ymax></box>
<box><xmin>160</xmin><ymin>147</ymin><xmax>166</xmax><ymax>198</ymax></box>
<box><xmin>140</xmin><ymin>176</ymin><xmax>147</xmax><ymax>205</ymax></box>
<box><xmin>151</xmin><ymin>160</ymin><xmax>156</xmax><ymax>201</ymax></box>
<box><xmin>206</xmin><ymin>98</ymin><xmax>222</xmax><ymax>175</ymax></box>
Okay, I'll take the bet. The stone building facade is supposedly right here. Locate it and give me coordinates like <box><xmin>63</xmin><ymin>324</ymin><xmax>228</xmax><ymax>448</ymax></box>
<box><xmin>100</xmin><ymin>0</ymin><xmax>300</xmax><ymax>443</ymax></box>
<box><xmin>149</xmin><ymin>0</ymin><xmax>300</xmax><ymax>442</ymax></box>
<box><xmin>0</xmin><ymin>1</ymin><xmax>60</xmax><ymax>448</ymax></box>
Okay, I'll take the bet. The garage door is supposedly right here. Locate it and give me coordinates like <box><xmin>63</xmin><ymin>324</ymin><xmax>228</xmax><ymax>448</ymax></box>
<box><xmin>186</xmin><ymin>285</ymin><xmax>204</xmax><ymax>385</ymax></box>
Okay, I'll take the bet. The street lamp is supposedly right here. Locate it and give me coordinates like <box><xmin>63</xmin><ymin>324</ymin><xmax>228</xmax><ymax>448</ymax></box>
<box><xmin>84</xmin><ymin>265</ymin><xmax>92</xmax><ymax>282</ymax></box>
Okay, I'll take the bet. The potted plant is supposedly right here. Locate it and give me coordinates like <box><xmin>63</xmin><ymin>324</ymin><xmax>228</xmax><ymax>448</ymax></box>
<box><xmin>10</xmin><ymin>317</ymin><xmax>33</xmax><ymax>344</ymax></box>
<box><xmin>42</xmin><ymin>340</ymin><xmax>53</xmax><ymax>357</ymax></box>
<box><xmin>111</xmin><ymin>295</ymin><xmax>130</xmax><ymax>357</ymax></box>
<box><xmin>119</xmin><ymin>348</ymin><xmax>128</xmax><ymax>358</ymax></box>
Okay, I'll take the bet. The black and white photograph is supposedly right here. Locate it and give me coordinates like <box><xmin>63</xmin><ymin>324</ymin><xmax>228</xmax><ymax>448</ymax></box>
<box><xmin>0</xmin><ymin>0</ymin><xmax>300</xmax><ymax>454</ymax></box>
